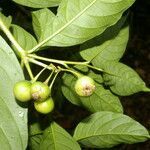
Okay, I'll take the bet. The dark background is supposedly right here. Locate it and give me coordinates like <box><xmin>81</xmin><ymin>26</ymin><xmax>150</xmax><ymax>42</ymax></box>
<box><xmin>0</xmin><ymin>0</ymin><xmax>150</xmax><ymax>149</ymax></box>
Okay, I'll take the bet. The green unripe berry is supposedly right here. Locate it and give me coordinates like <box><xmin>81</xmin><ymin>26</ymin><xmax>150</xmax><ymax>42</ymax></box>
<box><xmin>13</xmin><ymin>80</ymin><xmax>31</xmax><ymax>102</ymax></box>
<box><xmin>74</xmin><ymin>76</ymin><xmax>95</xmax><ymax>97</ymax></box>
<box><xmin>31</xmin><ymin>81</ymin><xmax>50</xmax><ymax>101</ymax></box>
<box><xmin>34</xmin><ymin>97</ymin><xmax>54</xmax><ymax>114</ymax></box>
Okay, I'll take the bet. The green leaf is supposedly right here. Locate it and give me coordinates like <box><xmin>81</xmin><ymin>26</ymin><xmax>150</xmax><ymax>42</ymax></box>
<box><xmin>39</xmin><ymin>122</ymin><xmax>81</xmax><ymax>150</ymax></box>
<box><xmin>0</xmin><ymin>12</ymin><xmax>12</xmax><ymax>29</ymax></box>
<box><xmin>62</xmin><ymin>73</ymin><xmax>123</xmax><ymax>113</ymax></box>
<box><xmin>13</xmin><ymin>0</ymin><xmax>61</xmax><ymax>8</ymax></box>
<box><xmin>29</xmin><ymin>122</ymin><xmax>44</xmax><ymax>150</ymax></box>
<box><xmin>11</xmin><ymin>24</ymin><xmax>37</xmax><ymax>52</ymax></box>
<box><xmin>0</xmin><ymin>36</ymin><xmax>28</xmax><ymax>149</ymax></box>
<box><xmin>29</xmin><ymin>134</ymin><xmax>43</xmax><ymax>150</ymax></box>
<box><xmin>74</xmin><ymin>111</ymin><xmax>150</xmax><ymax>148</ymax></box>
<box><xmin>29</xmin><ymin>123</ymin><xmax>43</xmax><ymax>136</ymax></box>
<box><xmin>87</xmin><ymin>70</ymin><xmax>103</xmax><ymax>84</ymax></box>
<box><xmin>103</xmin><ymin>62</ymin><xmax>150</xmax><ymax>96</ymax></box>
<box><xmin>80</xmin><ymin>17</ymin><xmax>129</xmax><ymax>68</ymax></box>
<box><xmin>32</xmin><ymin>8</ymin><xmax>55</xmax><ymax>43</ymax></box>
<box><xmin>32</xmin><ymin>0</ymin><xmax>135</xmax><ymax>48</ymax></box>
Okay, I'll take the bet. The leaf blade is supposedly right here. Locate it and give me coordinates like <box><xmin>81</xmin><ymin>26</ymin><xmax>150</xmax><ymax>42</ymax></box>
<box><xmin>39</xmin><ymin>122</ymin><xmax>81</xmax><ymax>150</ymax></box>
<box><xmin>0</xmin><ymin>36</ymin><xmax>28</xmax><ymax>149</ymax></box>
<box><xmin>74</xmin><ymin>111</ymin><xmax>150</xmax><ymax>148</ymax></box>
<box><xmin>32</xmin><ymin>8</ymin><xmax>55</xmax><ymax>42</ymax></box>
<box><xmin>80</xmin><ymin>16</ymin><xmax>129</xmax><ymax>67</ymax></box>
<box><xmin>11</xmin><ymin>24</ymin><xmax>37</xmax><ymax>52</ymax></box>
<box><xmin>103</xmin><ymin>62</ymin><xmax>149</xmax><ymax>96</ymax></box>
<box><xmin>32</xmin><ymin>0</ymin><xmax>135</xmax><ymax>48</ymax></box>
<box><xmin>13</xmin><ymin>0</ymin><xmax>61</xmax><ymax>8</ymax></box>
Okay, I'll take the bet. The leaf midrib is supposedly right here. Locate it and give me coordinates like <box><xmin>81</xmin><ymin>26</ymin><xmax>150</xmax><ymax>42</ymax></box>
<box><xmin>51</xmin><ymin>123</ymin><xmax>57</xmax><ymax>150</ymax></box>
<box><xmin>75</xmin><ymin>132</ymin><xmax>150</xmax><ymax>142</ymax></box>
<box><xmin>49</xmin><ymin>0</ymin><xmax>97</xmax><ymax>39</ymax></box>
<box><xmin>29</xmin><ymin>0</ymin><xmax>97</xmax><ymax>52</ymax></box>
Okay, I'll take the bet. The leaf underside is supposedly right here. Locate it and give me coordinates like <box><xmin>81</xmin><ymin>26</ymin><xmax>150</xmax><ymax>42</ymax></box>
<box><xmin>74</xmin><ymin>111</ymin><xmax>150</xmax><ymax>148</ymax></box>
<box><xmin>80</xmin><ymin>16</ymin><xmax>129</xmax><ymax>68</ymax></box>
<box><xmin>13</xmin><ymin>0</ymin><xmax>61</xmax><ymax>8</ymax></box>
<box><xmin>39</xmin><ymin>122</ymin><xmax>81</xmax><ymax>150</ymax></box>
<box><xmin>0</xmin><ymin>36</ymin><xmax>28</xmax><ymax>150</ymax></box>
<box><xmin>103</xmin><ymin>62</ymin><xmax>150</xmax><ymax>96</ymax></box>
<box><xmin>32</xmin><ymin>0</ymin><xmax>135</xmax><ymax>48</ymax></box>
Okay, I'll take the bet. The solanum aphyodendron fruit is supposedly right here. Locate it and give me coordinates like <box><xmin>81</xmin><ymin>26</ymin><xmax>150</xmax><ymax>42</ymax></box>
<box><xmin>34</xmin><ymin>97</ymin><xmax>54</xmax><ymax>114</ymax></box>
<box><xmin>13</xmin><ymin>80</ymin><xmax>32</xmax><ymax>102</ymax></box>
<box><xmin>74</xmin><ymin>76</ymin><xmax>96</xmax><ymax>96</ymax></box>
<box><xmin>31</xmin><ymin>81</ymin><xmax>50</xmax><ymax>101</ymax></box>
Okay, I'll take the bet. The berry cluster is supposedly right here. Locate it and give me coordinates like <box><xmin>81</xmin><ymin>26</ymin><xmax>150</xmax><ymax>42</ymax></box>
<box><xmin>13</xmin><ymin>80</ymin><xmax>54</xmax><ymax>114</ymax></box>
<box><xmin>13</xmin><ymin>76</ymin><xmax>96</xmax><ymax>114</ymax></box>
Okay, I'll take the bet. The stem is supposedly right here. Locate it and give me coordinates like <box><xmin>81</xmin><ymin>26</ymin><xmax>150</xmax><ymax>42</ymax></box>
<box><xmin>24</xmin><ymin>61</ymin><xmax>34</xmax><ymax>80</ymax></box>
<box><xmin>28</xmin><ymin>54</ymin><xmax>68</xmax><ymax>68</ymax></box>
<box><xmin>0</xmin><ymin>18</ymin><xmax>25</xmax><ymax>57</ymax></box>
<box><xmin>58</xmin><ymin>67</ymin><xmax>81</xmax><ymax>78</ymax></box>
<box><xmin>28</xmin><ymin>54</ymin><xmax>111</xmax><ymax>75</ymax></box>
<box><xmin>49</xmin><ymin>71</ymin><xmax>60</xmax><ymax>90</ymax></box>
<box><xmin>21</xmin><ymin>59</ymin><xmax>24</xmax><ymax>69</ymax></box>
<box><xmin>85</xmin><ymin>64</ymin><xmax>115</xmax><ymax>75</ymax></box>
<box><xmin>28</xmin><ymin>54</ymin><xmax>89</xmax><ymax>67</ymax></box>
<box><xmin>28</xmin><ymin>58</ymin><xmax>53</xmax><ymax>70</ymax></box>
<box><xmin>44</xmin><ymin>70</ymin><xmax>55</xmax><ymax>85</ymax></box>
<box><xmin>32</xmin><ymin>67</ymin><xmax>47</xmax><ymax>83</ymax></box>
<box><xmin>85</xmin><ymin>64</ymin><xmax>104</xmax><ymax>72</ymax></box>
<box><xmin>64</xmin><ymin>61</ymin><xmax>90</xmax><ymax>65</ymax></box>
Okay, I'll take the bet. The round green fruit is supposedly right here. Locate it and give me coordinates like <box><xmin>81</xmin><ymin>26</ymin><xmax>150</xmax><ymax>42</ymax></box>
<box><xmin>13</xmin><ymin>80</ymin><xmax>31</xmax><ymax>102</ymax></box>
<box><xmin>74</xmin><ymin>76</ymin><xmax>95</xmax><ymax>97</ymax></box>
<box><xmin>34</xmin><ymin>98</ymin><xmax>54</xmax><ymax>114</ymax></box>
<box><xmin>31</xmin><ymin>81</ymin><xmax>50</xmax><ymax>101</ymax></box>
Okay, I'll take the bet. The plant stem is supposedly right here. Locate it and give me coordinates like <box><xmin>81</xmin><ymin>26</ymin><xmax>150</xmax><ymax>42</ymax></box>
<box><xmin>0</xmin><ymin>18</ymin><xmax>25</xmax><ymax>57</ymax></box>
<box><xmin>28</xmin><ymin>54</ymin><xmax>89</xmax><ymax>67</ymax></box>
<box><xmin>85</xmin><ymin>64</ymin><xmax>104</xmax><ymax>72</ymax></box>
<box><xmin>64</xmin><ymin>61</ymin><xmax>90</xmax><ymax>65</ymax></box>
<box><xmin>44</xmin><ymin>70</ymin><xmax>55</xmax><ymax>85</ymax></box>
<box><xmin>49</xmin><ymin>71</ymin><xmax>60</xmax><ymax>90</ymax></box>
<box><xmin>28</xmin><ymin>58</ymin><xmax>53</xmax><ymax>70</ymax></box>
<box><xmin>28</xmin><ymin>54</ymin><xmax>108</xmax><ymax>74</ymax></box>
<box><xmin>24</xmin><ymin>60</ymin><xmax>34</xmax><ymax>80</ymax></box>
<box><xmin>28</xmin><ymin>54</ymin><xmax>111</xmax><ymax>75</ymax></box>
<box><xmin>32</xmin><ymin>67</ymin><xmax>47</xmax><ymax>83</ymax></box>
<box><xmin>28</xmin><ymin>54</ymin><xmax>68</xmax><ymax>68</ymax></box>
<box><xmin>21</xmin><ymin>59</ymin><xmax>24</xmax><ymax>69</ymax></box>
<box><xmin>58</xmin><ymin>67</ymin><xmax>81</xmax><ymax>78</ymax></box>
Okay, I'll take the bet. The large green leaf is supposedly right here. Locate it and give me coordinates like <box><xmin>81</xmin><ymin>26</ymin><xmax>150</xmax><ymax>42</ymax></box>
<box><xmin>29</xmin><ymin>123</ymin><xmax>43</xmax><ymax>136</ymax></box>
<box><xmin>32</xmin><ymin>0</ymin><xmax>135</xmax><ymax>48</ymax></box>
<box><xmin>0</xmin><ymin>36</ymin><xmax>28</xmax><ymax>149</ymax></box>
<box><xmin>80</xmin><ymin>17</ymin><xmax>129</xmax><ymax>68</ymax></box>
<box><xmin>103</xmin><ymin>62</ymin><xmax>150</xmax><ymax>96</ymax></box>
<box><xmin>74</xmin><ymin>111</ymin><xmax>150</xmax><ymax>148</ymax></box>
<box><xmin>13</xmin><ymin>0</ymin><xmax>61</xmax><ymax>8</ymax></box>
<box><xmin>29</xmin><ymin>134</ymin><xmax>43</xmax><ymax>150</ymax></box>
<box><xmin>62</xmin><ymin>73</ymin><xmax>123</xmax><ymax>113</ymax></box>
<box><xmin>0</xmin><ymin>12</ymin><xmax>12</xmax><ymax>29</ymax></box>
<box><xmin>39</xmin><ymin>122</ymin><xmax>81</xmax><ymax>150</ymax></box>
<box><xmin>11</xmin><ymin>24</ymin><xmax>37</xmax><ymax>53</ymax></box>
<box><xmin>29</xmin><ymin>122</ymin><xmax>44</xmax><ymax>150</ymax></box>
<box><xmin>32</xmin><ymin>8</ymin><xmax>55</xmax><ymax>43</ymax></box>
